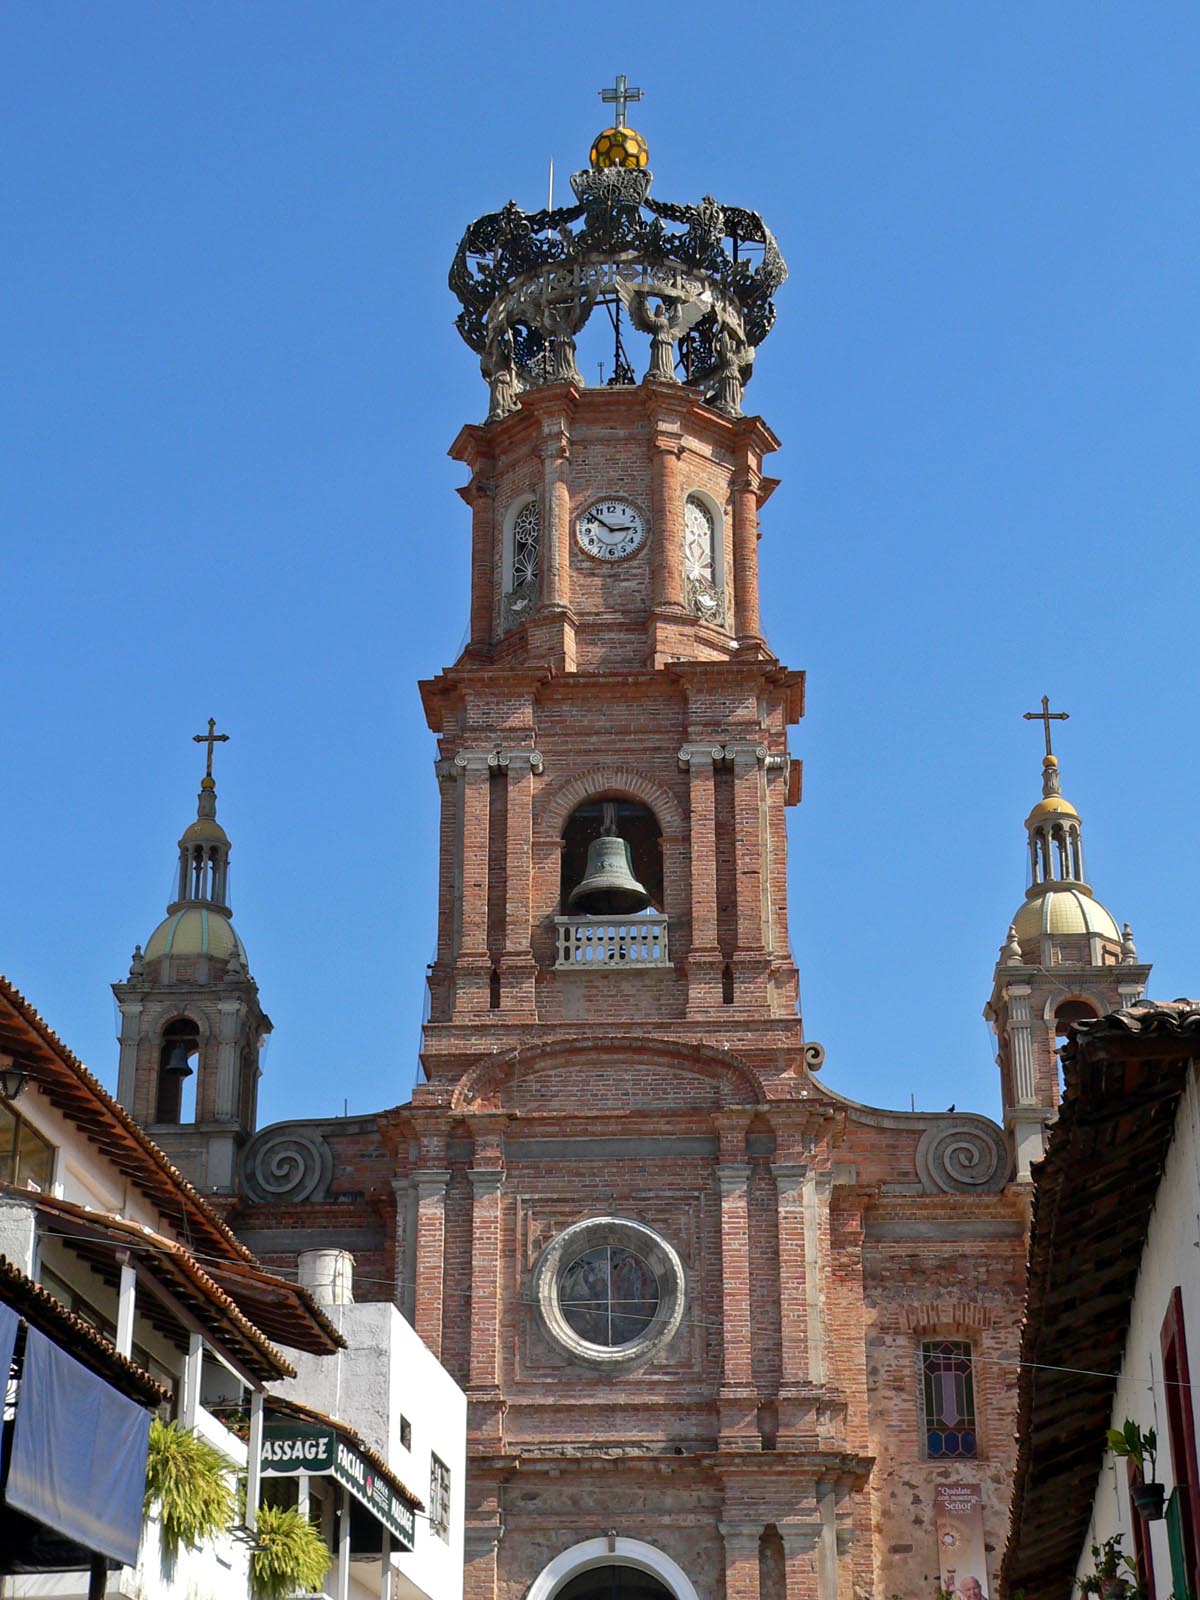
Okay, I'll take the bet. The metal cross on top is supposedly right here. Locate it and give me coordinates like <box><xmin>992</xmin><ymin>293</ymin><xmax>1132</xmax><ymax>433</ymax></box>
<box><xmin>192</xmin><ymin>717</ymin><xmax>230</xmax><ymax>780</ymax></box>
<box><xmin>600</xmin><ymin>73</ymin><xmax>643</xmax><ymax>128</ymax></box>
<box><xmin>1023</xmin><ymin>695</ymin><xmax>1069</xmax><ymax>759</ymax></box>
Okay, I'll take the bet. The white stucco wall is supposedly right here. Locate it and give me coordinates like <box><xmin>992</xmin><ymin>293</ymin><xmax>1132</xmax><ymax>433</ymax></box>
<box><xmin>273</xmin><ymin>1301</ymin><xmax>467</xmax><ymax>1600</ymax></box>
<box><xmin>1076</xmin><ymin>1063</ymin><xmax>1200</xmax><ymax>1591</ymax></box>
<box><xmin>9</xmin><ymin>1076</ymin><xmax>170</xmax><ymax>1231</ymax></box>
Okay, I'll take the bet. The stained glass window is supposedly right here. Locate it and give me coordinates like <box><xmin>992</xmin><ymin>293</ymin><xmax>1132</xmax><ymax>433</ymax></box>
<box><xmin>511</xmin><ymin>499</ymin><xmax>540</xmax><ymax>590</ymax></box>
<box><xmin>558</xmin><ymin>1245</ymin><xmax>660</xmax><ymax>1348</ymax></box>
<box><xmin>922</xmin><ymin>1339</ymin><xmax>977</xmax><ymax>1458</ymax></box>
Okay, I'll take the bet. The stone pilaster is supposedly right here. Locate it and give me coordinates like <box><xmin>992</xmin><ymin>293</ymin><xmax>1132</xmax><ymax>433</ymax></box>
<box><xmin>777</xmin><ymin>1521</ymin><xmax>822</xmax><ymax>1600</ymax></box>
<box><xmin>772</xmin><ymin>1161</ymin><xmax>815</xmax><ymax>1445</ymax></box>
<box><xmin>719</xmin><ymin>1524</ymin><xmax>762</xmax><ymax>1600</ymax></box>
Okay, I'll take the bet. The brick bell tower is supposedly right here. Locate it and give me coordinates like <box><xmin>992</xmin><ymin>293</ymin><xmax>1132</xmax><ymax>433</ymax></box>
<box><xmin>395</xmin><ymin>84</ymin><xmax>878</xmax><ymax>1600</ymax></box>
<box><xmin>222</xmin><ymin>79</ymin><xmax>1031</xmax><ymax>1600</ymax></box>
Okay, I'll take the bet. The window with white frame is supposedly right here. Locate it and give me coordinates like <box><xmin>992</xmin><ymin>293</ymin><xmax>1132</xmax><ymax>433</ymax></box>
<box><xmin>429</xmin><ymin>1452</ymin><xmax>451</xmax><ymax>1542</ymax></box>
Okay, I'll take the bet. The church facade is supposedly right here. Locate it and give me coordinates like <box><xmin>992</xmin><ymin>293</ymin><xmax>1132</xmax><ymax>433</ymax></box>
<box><xmin>113</xmin><ymin>97</ymin><xmax>1150</xmax><ymax>1600</ymax></box>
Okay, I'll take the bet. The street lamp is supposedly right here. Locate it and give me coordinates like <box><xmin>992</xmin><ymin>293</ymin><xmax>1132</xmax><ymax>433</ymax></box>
<box><xmin>0</xmin><ymin>1054</ymin><xmax>30</xmax><ymax>1102</ymax></box>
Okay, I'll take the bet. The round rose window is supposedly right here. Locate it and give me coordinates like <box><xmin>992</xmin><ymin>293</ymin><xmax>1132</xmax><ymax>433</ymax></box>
<box><xmin>558</xmin><ymin>1244</ymin><xmax>661</xmax><ymax>1347</ymax></box>
<box><xmin>533</xmin><ymin>1217</ymin><xmax>685</xmax><ymax>1368</ymax></box>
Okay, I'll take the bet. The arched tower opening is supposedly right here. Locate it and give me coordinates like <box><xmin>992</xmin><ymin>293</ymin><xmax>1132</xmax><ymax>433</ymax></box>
<box><xmin>155</xmin><ymin>1016</ymin><xmax>199</xmax><ymax>1124</ymax></box>
<box><xmin>560</xmin><ymin>798</ymin><xmax>663</xmax><ymax>913</ymax></box>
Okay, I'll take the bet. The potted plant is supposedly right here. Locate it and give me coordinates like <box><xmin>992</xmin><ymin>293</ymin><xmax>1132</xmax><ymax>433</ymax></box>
<box><xmin>143</xmin><ymin>1417</ymin><xmax>236</xmax><ymax>1557</ymax></box>
<box><xmin>1107</xmin><ymin>1419</ymin><xmax>1165</xmax><ymax>1520</ymax></box>
<box><xmin>1079</xmin><ymin>1535</ymin><xmax>1134</xmax><ymax>1599</ymax></box>
<box><xmin>250</xmin><ymin>1502</ymin><xmax>331</xmax><ymax>1600</ymax></box>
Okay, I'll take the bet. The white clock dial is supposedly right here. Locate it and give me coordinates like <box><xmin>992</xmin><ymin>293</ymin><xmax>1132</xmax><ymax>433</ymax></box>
<box><xmin>576</xmin><ymin>498</ymin><xmax>647</xmax><ymax>562</ymax></box>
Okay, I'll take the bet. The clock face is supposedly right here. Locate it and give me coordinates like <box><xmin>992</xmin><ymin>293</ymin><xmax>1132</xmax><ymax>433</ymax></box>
<box><xmin>576</xmin><ymin>498</ymin><xmax>647</xmax><ymax>562</ymax></box>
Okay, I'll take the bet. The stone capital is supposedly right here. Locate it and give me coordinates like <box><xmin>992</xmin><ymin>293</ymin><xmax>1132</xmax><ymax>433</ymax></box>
<box><xmin>717</xmin><ymin>1523</ymin><xmax>762</xmax><ymax>1556</ymax></box>
<box><xmin>776</xmin><ymin>1520</ymin><xmax>821</xmax><ymax>1557</ymax></box>
<box><xmin>468</xmin><ymin>1168</ymin><xmax>504</xmax><ymax>1194</ymax></box>
<box><xmin>771</xmin><ymin>1161</ymin><xmax>809</xmax><ymax>1200</ymax></box>
<box><xmin>412</xmin><ymin>1168</ymin><xmax>451</xmax><ymax>1198</ymax></box>
<box><xmin>454</xmin><ymin>750</ymin><xmax>496</xmax><ymax>774</ymax></box>
<box><xmin>715</xmin><ymin>1163</ymin><xmax>751</xmax><ymax>1192</ymax></box>
<box><xmin>722</xmin><ymin>740</ymin><xmax>769</xmax><ymax>766</ymax></box>
<box><xmin>490</xmin><ymin>748</ymin><xmax>545</xmax><ymax>774</ymax></box>
<box><xmin>678</xmin><ymin>744</ymin><xmax>724</xmax><ymax>768</ymax></box>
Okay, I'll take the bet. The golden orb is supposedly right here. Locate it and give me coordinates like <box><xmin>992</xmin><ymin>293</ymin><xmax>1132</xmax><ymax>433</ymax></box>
<box><xmin>589</xmin><ymin>125</ymin><xmax>649</xmax><ymax>170</ymax></box>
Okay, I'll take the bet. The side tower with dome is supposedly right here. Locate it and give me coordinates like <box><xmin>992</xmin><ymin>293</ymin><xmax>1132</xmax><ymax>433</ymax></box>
<box><xmin>986</xmin><ymin>700</ymin><xmax>1150</xmax><ymax>1177</ymax></box>
<box><xmin>113</xmin><ymin>721</ymin><xmax>271</xmax><ymax>1193</ymax></box>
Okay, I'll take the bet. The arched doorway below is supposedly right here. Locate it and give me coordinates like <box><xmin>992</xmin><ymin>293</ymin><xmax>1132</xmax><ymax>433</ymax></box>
<box><xmin>526</xmin><ymin>1536</ymin><xmax>700</xmax><ymax>1600</ymax></box>
<box><xmin>557</xmin><ymin>1568</ymin><xmax>673</xmax><ymax>1600</ymax></box>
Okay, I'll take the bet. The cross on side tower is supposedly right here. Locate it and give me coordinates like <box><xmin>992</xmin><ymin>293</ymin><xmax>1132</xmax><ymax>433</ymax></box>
<box><xmin>599</xmin><ymin>72</ymin><xmax>642</xmax><ymax>128</ymax></box>
<box><xmin>192</xmin><ymin>717</ymin><xmax>229</xmax><ymax>782</ymax></box>
<box><xmin>1022</xmin><ymin>694</ymin><xmax>1068</xmax><ymax>759</ymax></box>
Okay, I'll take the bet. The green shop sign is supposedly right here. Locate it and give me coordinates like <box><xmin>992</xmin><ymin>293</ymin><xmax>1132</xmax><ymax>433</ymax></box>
<box><xmin>261</xmin><ymin>1422</ymin><xmax>415</xmax><ymax>1548</ymax></box>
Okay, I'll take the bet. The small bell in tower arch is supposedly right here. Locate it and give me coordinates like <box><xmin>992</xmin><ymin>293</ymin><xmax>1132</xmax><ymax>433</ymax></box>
<box><xmin>160</xmin><ymin>1041</ymin><xmax>194</xmax><ymax>1080</ymax></box>
<box><xmin>568</xmin><ymin>802</ymin><xmax>652</xmax><ymax>916</ymax></box>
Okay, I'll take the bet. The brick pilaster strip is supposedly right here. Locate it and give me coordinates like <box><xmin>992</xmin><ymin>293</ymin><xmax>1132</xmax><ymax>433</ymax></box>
<box><xmin>731</xmin><ymin>464</ymin><xmax>761</xmax><ymax>639</ymax></box>
<box><xmin>725</xmin><ymin>742</ymin><xmax>768</xmax><ymax>954</ymax></box>
<box><xmin>412</xmin><ymin>1167</ymin><xmax>451</xmax><ymax>1358</ymax></box>
<box><xmin>719</xmin><ymin>1524</ymin><xmax>763</xmax><ymax>1600</ymax></box>
<box><xmin>651</xmin><ymin>425</ymin><xmax>685</xmax><ymax>610</ymax></box>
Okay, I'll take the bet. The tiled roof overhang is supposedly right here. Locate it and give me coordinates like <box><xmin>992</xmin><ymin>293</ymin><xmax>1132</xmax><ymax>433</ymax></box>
<box><xmin>266</xmin><ymin>1395</ymin><xmax>425</xmax><ymax>1511</ymax></box>
<box><xmin>0</xmin><ymin>976</ymin><xmax>252</xmax><ymax>1265</ymax></box>
<box><xmin>1001</xmin><ymin>1001</ymin><xmax>1200</xmax><ymax>1600</ymax></box>
<box><xmin>29</xmin><ymin>1193</ymin><xmax>296</xmax><ymax>1383</ymax></box>
<box><xmin>204</xmin><ymin>1259</ymin><xmax>345</xmax><ymax>1356</ymax></box>
<box><xmin>0</xmin><ymin>1253</ymin><xmax>169</xmax><ymax>1408</ymax></box>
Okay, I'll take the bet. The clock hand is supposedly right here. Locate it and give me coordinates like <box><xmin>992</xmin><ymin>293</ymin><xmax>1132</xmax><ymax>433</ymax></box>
<box><xmin>588</xmin><ymin>513</ymin><xmax>618</xmax><ymax>533</ymax></box>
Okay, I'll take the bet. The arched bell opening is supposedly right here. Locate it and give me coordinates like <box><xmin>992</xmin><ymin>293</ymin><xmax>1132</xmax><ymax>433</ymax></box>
<box><xmin>1053</xmin><ymin>998</ymin><xmax>1098</xmax><ymax>1041</ymax></box>
<box><xmin>560</xmin><ymin>798</ymin><xmax>663</xmax><ymax>915</ymax></box>
<box><xmin>155</xmin><ymin>1017</ymin><xmax>200</xmax><ymax>1124</ymax></box>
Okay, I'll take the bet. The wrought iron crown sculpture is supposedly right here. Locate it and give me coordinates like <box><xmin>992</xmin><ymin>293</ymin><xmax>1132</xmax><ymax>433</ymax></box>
<box><xmin>448</xmin><ymin>94</ymin><xmax>787</xmax><ymax>425</ymax></box>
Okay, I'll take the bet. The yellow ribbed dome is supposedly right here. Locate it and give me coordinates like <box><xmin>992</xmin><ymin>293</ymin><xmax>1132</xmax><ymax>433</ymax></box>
<box><xmin>1012</xmin><ymin>889</ymin><xmax>1120</xmax><ymax>943</ymax></box>
<box><xmin>1025</xmin><ymin>793</ymin><xmax>1081</xmax><ymax>825</ymax></box>
<box><xmin>181</xmin><ymin>816</ymin><xmax>229</xmax><ymax>845</ymax></box>
<box><xmin>144</xmin><ymin>907</ymin><xmax>246</xmax><ymax>962</ymax></box>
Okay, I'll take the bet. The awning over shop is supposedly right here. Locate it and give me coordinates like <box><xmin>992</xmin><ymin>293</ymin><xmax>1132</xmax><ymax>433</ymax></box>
<box><xmin>262</xmin><ymin>1418</ymin><xmax>416</xmax><ymax>1549</ymax></box>
<box><xmin>4</xmin><ymin>1326</ymin><xmax>151</xmax><ymax>1567</ymax></box>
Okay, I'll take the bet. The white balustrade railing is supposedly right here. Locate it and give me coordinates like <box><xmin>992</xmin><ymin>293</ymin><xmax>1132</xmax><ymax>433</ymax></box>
<box><xmin>554</xmin><ymin>914</ymin><xmax>670</xmax><ymax>969</ymax></box>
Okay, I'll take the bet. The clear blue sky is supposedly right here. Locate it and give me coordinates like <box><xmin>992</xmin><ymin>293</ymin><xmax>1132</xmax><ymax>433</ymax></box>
<box><xmin>4</xmin><ymin>3</ymin><xmax>1198</xmax><ymax>1129</ymax></box>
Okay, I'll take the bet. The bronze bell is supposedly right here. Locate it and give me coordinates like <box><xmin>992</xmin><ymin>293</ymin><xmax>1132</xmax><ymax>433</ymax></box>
<box><xmin>161</xmin><ymin>1042</ymin><xmax>194</xmax><ymax>1079</ymax></box>
<box><xmin>568</xmin><ymin>804</ymin><xmax>652</xmax><ymax>915</ymax></box>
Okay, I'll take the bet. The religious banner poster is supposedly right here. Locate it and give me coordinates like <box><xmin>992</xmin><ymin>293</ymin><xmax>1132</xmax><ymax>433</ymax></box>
<box><xmin>934</xmin><ymin>1484</ymin><xmax>989</xmax><ymax>1600</ymax></box>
